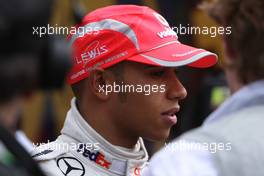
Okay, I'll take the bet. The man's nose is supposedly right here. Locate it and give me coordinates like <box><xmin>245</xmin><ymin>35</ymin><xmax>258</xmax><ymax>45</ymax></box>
<box><xmin>166</xmin><ymin>75</ymin><xmax>187</xmax><ymax>101</ymax></box>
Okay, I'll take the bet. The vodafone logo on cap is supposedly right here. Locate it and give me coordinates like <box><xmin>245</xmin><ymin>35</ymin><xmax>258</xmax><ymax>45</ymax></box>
<box><xmin>153</xmin><ymin>12</ymin><xmax>177</xmax><ymax>39</ymax></box>
<box><xmin>153</xmin><ymin>12</ymin><xmax>170</xmax><ymax>27</ymax></box>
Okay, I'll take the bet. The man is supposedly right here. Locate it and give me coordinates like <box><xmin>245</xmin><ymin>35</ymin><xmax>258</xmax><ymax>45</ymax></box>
<box><xmin>31</xmin><ymin>5</ymin><xmax>217</xmax><ymax>176</ymax></box>
<box><xmin>143</xmin><ymin>0</ymin><xmax>264</xmax><ymax>175</ymax></box>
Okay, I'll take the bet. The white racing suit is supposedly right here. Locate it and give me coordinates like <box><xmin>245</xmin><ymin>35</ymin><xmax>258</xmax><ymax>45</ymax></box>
<box><xmin>31</xmin><ymin>98</ymin><xmax>148</xmax><ymax>176</ymax></box>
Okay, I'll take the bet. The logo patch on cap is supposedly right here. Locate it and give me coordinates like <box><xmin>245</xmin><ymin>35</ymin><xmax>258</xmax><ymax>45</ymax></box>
<box><xmin>76</xmin><ymin>41</ymin><xmax>108</xmax><ymax>67</ymax></box>
<box><xmin>153</xmin><ymin>12</ymin><xmax>177</xmax><ymax>39</ymax></box>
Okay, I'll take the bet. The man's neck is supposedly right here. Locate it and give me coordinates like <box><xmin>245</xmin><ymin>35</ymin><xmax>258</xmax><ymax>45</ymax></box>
<box><xmin>77</xmin><ymin>100</ymin><xmax>139</xmax><ymax>148</ymax></box>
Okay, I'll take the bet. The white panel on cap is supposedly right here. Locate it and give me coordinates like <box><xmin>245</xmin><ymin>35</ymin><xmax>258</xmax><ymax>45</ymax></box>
<box><xmin>70</xmin><ymin>19</ymin><xmax>140</xmax><ymax>50</ymax></box>
<box><xmin>140</xmin><ymin>52</ymin><xmax>214</xmax><ymax>67</ymax></box>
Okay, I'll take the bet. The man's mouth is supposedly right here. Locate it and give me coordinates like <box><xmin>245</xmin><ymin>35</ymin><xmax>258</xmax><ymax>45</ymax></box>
<box><xmin>161</xmin><ymin>107</ymin><xmax>180</xmax><ymax>125</ymax></box>
<box><xmin>161</xmin><ymin>107</ymin><xmax>180</xmax><ymax>116</ymax></box>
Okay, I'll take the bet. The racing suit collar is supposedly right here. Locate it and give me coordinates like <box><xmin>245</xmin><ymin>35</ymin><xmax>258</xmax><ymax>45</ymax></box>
<box><xmin>60</xmin><ymin>98</ymin><xmax>148</xmax><ymax>175</ymax></box>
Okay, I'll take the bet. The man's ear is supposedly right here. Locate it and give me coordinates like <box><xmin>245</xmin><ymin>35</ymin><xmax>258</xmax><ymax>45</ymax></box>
<box><xmin>88</xmin><ymin>68</ymin><xmax>114</xmax><ymax>100</ymax></box>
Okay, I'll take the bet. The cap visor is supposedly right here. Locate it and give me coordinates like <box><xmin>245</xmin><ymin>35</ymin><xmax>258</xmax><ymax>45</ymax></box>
<box><xmin>127</xmin><ymin>41</ymin><xmax>218</xmax><ymax>68</ymax></box>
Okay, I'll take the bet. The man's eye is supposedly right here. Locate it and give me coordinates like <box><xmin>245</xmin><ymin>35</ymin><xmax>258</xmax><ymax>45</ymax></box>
<box><xmin>150</xmin><ymin>70</ymin><xmax>165</xmax><ymax>77</ymax></box>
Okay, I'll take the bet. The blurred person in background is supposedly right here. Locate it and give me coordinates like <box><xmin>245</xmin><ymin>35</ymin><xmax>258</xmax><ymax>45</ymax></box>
<box><xmin>0</xmin><ymin>0</ymin><xmax>71</xmax><ymax>175</ymax></box>
<box><xmin>0</xmin><ymin>59</ymin><xmax>44</xmax><ymax>176</ymax></box>
<box><xmin>143</xmin><ymin>0</ymin><xmax>264</xmax><ymax>175</ymax></box>
<box><xmin>31</xmin><ymin>4</ymin><xmax>217</xmax><ymax>176</ymax></box>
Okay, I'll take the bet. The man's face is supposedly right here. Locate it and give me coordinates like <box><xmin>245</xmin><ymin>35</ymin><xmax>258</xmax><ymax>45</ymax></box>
<box><xmin>109</xmin><ymin>61</ymin><xmax>187</xmax><ymax>141</ymax></box>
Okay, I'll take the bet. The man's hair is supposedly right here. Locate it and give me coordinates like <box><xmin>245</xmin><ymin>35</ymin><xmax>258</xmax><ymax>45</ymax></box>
<box><xmin>203</xmin><ymin>0</ymin><xmax>264</xmax><ymax>83</ymax></box>
<box><xmin>71</xmin><ymin>79</ymin><xmax>85</xmax><ymax>101</ymax></box>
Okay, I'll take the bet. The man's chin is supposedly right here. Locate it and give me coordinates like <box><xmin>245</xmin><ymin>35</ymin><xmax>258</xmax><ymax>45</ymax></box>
<box><xmin>144</xmin><ymin>129</ymin><xmax>171</xmax><ymax>142</ymax></box>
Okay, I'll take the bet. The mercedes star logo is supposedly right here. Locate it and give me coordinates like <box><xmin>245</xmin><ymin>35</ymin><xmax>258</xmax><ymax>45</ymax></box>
<box><xmin>57</xmin><ymin>157</ymin><xmax>85</xmax><ymax>176</ymax></box>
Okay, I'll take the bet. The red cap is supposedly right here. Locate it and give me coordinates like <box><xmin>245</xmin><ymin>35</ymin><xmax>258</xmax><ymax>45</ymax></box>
<box><xmin>67</xmin><ymin>5</ymin><xmax>218</xmax><ymax>84</ymax></box>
